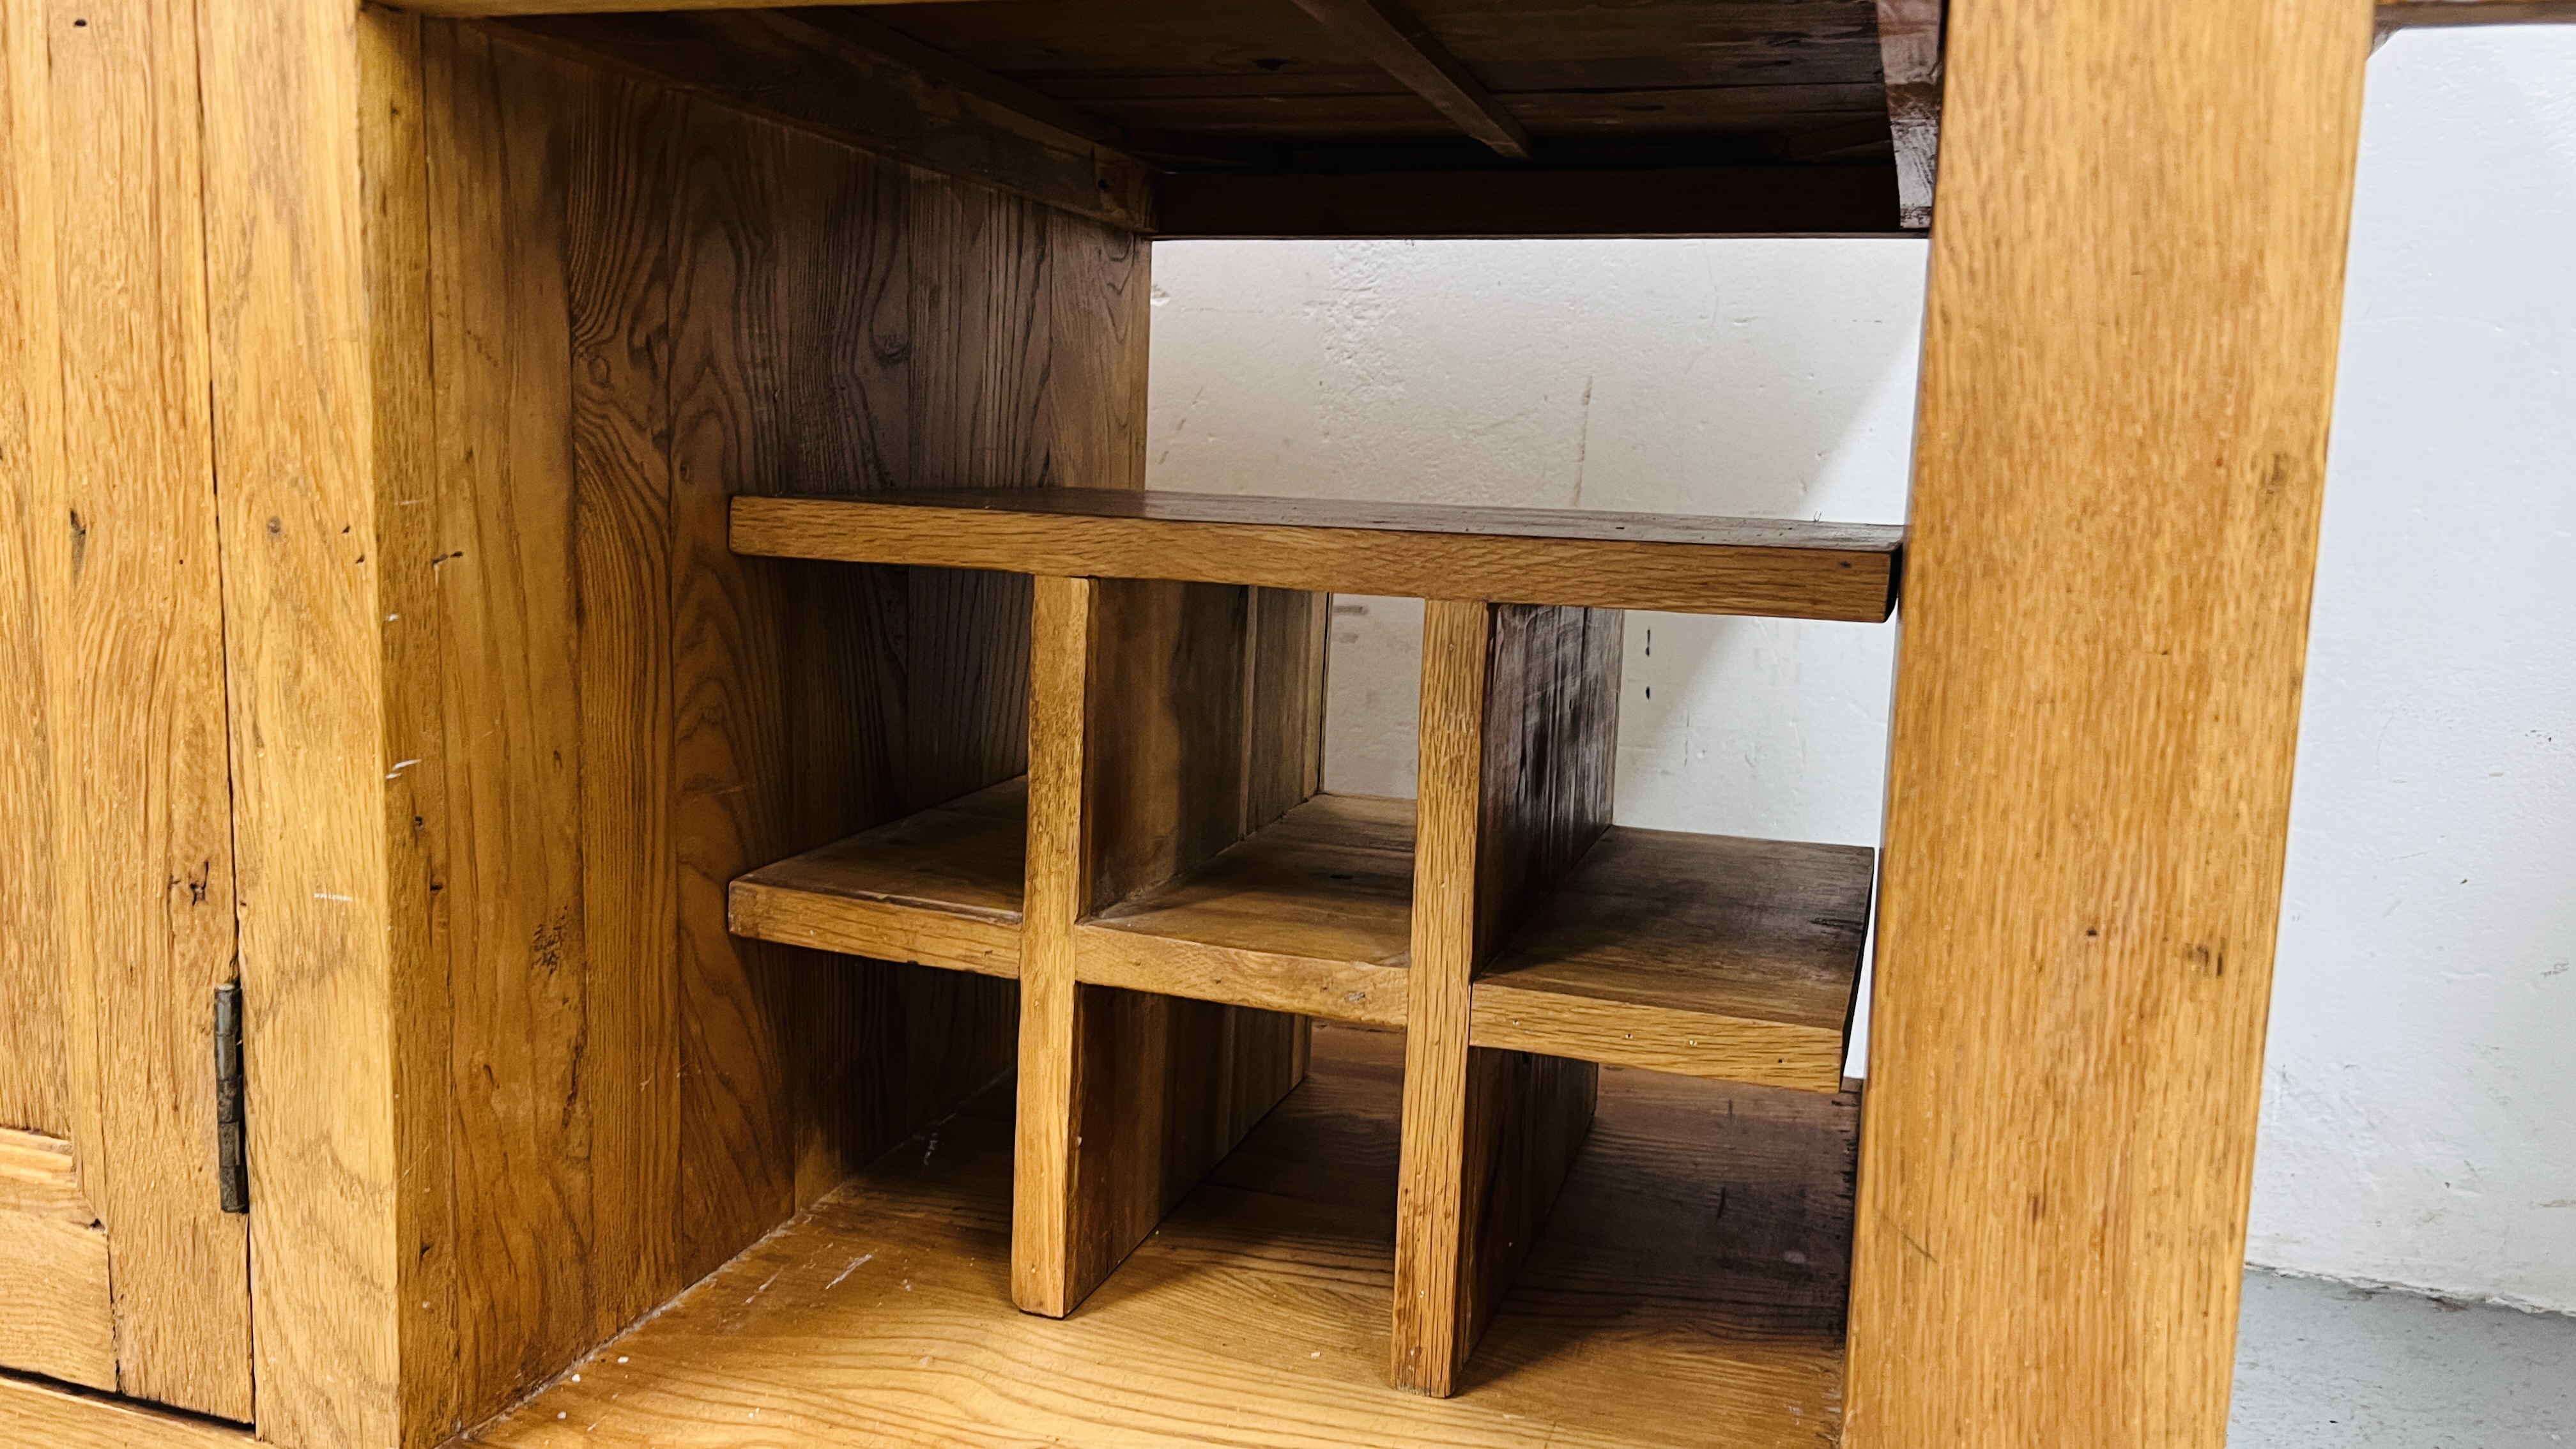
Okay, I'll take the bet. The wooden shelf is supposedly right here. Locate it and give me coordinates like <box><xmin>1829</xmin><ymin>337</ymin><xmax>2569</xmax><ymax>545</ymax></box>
<box><xmin>728</xmin><ymin>781</ymin><xmax>1872</xmax><ymax>1097</ymax></box>
<box><xmin>1473</xmin><ymin>827</ymin><xmax>1873</xmax><ymax>1094</ymax></box>
<box><xmin>730</xmin><ymin>489</ymin><xmax>1903</xmax><ymax>621</ymax></box>
<box><xmin>727</xmin><ymin>777</ymin><xmax>1028</xmax><ymax>978</ymax></box>
<box><xmin>466</xmin><ymin>1025</ymin><xmax>1859</xmax><ymax>1449</ymax></box>
<box><xmin>1079</xmin><ymin>792</ymin><xmax>1416</xmax><ymax>1027</ymax></box>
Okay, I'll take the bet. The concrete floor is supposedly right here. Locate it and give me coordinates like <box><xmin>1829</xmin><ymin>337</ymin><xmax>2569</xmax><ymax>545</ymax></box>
<box><xmin>2232</xmin><ymin>1269</ymin><xmax>2573</xmax><ymax>1446</ymax></box>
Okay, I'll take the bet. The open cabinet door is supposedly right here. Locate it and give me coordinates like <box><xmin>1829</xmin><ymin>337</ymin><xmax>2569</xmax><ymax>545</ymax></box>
<box><xmin>0</xmin><ymin>0</ymin><xmax>254</xmax><ymax>1423</ymax></box>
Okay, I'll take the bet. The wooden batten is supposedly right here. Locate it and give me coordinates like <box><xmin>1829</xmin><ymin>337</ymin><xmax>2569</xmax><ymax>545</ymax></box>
<box><xmin>1283</xmin><ymin>0</ymin><xmax>1532</xmax><ymax>159</ymax></box>
<box><xmin>1874</xmin><ymin>0</ymin><xmax>1945</xmax><ymax>228</ymax></box>
<box><xmin>2376</xmin><ymin>0</ymin><xmax>2576</xmax><ymax>25</ymax></box>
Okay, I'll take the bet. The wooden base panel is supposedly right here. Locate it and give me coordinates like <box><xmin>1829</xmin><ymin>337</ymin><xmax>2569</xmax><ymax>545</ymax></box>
<box><xmin>463</xmin><ymin>1025</ymin><xmax>1857</xmax><ymax>1449</ymax></box>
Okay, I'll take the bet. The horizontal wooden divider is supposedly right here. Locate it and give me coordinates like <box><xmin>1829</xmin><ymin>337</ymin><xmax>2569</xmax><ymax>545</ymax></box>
<box><xmin>728</xmin><ymin>776</ymin><xmax>1028</xmax><ymax>976</ymax></box>
<box><xmin>732</xmin><ymin>488</ymin><xmax>1903</xmax><ymax>620</ymax></box>
<box><xmin>1472</xmin><ymin>827</ymin><xmax>1873</xmax><ymax>1091</ymax></box>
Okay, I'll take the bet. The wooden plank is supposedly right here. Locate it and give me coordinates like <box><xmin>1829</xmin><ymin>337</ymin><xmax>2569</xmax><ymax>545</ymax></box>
<box><xmin>1013</xmin><ymin>573</ymin><xmax>1096</xmax><ymax>1315</ymax></box>
<box><xmin>2377</xmin><ymin>0</ymin><xmax>2576</xmax><ymax>23</ymax></box>
<box><xmin>464</xmin><ymin>1025</ymin><xmax>1859</xmax><ymax>1449</ymax></box>
<box><xmin>1016</xmin><ymin>574</ymin><xmax>1317</xmax><ymax>1317</ymax></box>
<box><xmin>1874</xmin><ymin>0</ymin><xmax>1943</xmax><ymax>227</ymax></box>
<box><xmin>500</xmin><ymin>10</ymin><xmax>1155</xmax><ymax>232</ymax></box>
<box><xmin>1389</xmin><ymin>599</ymin><xmax>1491</xmax><ymax>1394</ymax></box>
<box><xmin>356</xmin><ymin>15</ymin><xmax>467</xmax><ymax>1445</ymax></box>
<box><xmin>1284</xmin><ymin>0</ymin><xmax>1533</xmax><ymax>158</ymax></box>
<box><xmin>0</xmin><ymin>1374</ymin><xmax>252</xmax><ymax>1449</ymax></box>
<box><xmin>197</xmin><ymin>0</ymin><xmax>409</xmax><ymax>1434</ymax></box>
<box><xmin>0</xmin><ymin>0</ymin><xmax>70</xmax><ymax>1155</ymax></box>
<box><xmin>1078</xmin><ymin>792</ymin><xmax>1416</xmax><ymax>1027</ymax></box>
<box><xmin>732</xmin><ymin>489</ymin><xmax>1904</xmax><ymax>622</ymax></box>
<box><xmin>423</xmin><ymin>27</ymin><xmax>599</xmax><ymax>1418</ymax></box>
<box><xmin>1391</xmin><ymin>602</ymin><xmax>1618</xmax><ymax>1395</ymax></box>
<box><xmin>1471</xmin><ymin>827</ymin><xmax>1873</xmax><ymax>1092</ymax></box>
<box><xmin>1156</xmin><ymin>165</ymin><xmax>1905</xmax><ymax>240</ymax></box>
<box><xmin>728</xmin><ymin>776</ymin><xmax>1029</xmax><ymax>977</ymax></box>
<box><xmin>0</xmin><ymin>1128</ymin><xmax>111</xmax><ymax>1389</ymax></box>
<box><xmin>24</xmin><ymin>0</ymin><xmax>251</xmax><ymax>1417</ymax></box>
<box><xmin>565</xmin><ymin>36</ymin><xmax>687</xmax><ymax>1358</ymax></box>
<box><xmin>1841</xmin><ymin>0</ymin><xmax>2376</xmax><ymax>1442</ymax></box>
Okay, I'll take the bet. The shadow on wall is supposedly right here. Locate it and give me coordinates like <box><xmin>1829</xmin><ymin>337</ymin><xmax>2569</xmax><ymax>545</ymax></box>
<box><xmin>1144</xmin><ymin>236</ymin><xmax>1926</xmax><ymax>846</ymax></box>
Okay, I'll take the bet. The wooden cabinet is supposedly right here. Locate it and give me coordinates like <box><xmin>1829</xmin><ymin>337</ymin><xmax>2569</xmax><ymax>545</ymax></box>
<box><xmin>0</xmin><ymin>0</ymin><xmax>2412</xmax><ymax>1445</ymax></box>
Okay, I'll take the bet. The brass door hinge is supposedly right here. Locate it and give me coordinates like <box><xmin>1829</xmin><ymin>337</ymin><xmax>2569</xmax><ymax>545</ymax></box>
<box><xmin>215</xmin><ymin>983</ymin><xmax>247</xmax><ymax>1214</ymax></box>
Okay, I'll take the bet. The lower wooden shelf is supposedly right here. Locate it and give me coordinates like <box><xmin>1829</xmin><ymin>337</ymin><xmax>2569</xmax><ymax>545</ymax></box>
<box><xmin>727</xmin><ymin>776</ymin><xmax>1028</xmax><ymax>977</ymax></box>
<box><xmin>1080</xmin><ymin>792</ymin><xmax>1416</xmax><ymax>1026</ymax></box>
<box><xmin>724</xmin><ymin>785</ymin><xmax>1872</xmax><ymax>1094</ymax></box>
<box><xmin>464</xmin><ymin>1024</ymin><xmax>1858</xmax><ymax>1448</ymax></box>
<box><xmin>1473</xmin><ymin>827</ymin><xmax>1874</xmax><ymax>1094</ymax></box>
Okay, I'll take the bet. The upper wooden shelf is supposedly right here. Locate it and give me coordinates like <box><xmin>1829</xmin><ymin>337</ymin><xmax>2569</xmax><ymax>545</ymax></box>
<box><xmin>731</xmin><ymin>489</ymin><xmax>1903</xmax><ymax>621</ymax></box>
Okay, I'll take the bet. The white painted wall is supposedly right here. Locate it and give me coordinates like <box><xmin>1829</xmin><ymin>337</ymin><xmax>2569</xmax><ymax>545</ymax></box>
<box><xmin>1142</xmin><ymin>27</ymin><xmax>2576</xmax><ymax>1314</ymax></box>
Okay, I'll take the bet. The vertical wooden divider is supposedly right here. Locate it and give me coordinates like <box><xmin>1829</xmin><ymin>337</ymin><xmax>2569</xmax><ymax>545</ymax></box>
<box><xmin>1393</xmin><ymin>600</ymin><xmax>1621</xmax><ymax>1395</ymax></box>
<box><xmin>1016</xmin><ymin>574</ymin><xmax>1324</xmax><ymax>1317</ymax></box>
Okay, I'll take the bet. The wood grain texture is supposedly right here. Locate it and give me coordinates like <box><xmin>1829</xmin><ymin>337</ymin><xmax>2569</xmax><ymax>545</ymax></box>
<box><xmin>464</xmin><ymin>1025</ymin><xmax>1859</xmax><ymax>1449</ymax></box>
<box><xmin>1016</xmin><ymin>574</ymin><xmax>1318</xmax><ymax>1317</ymax></box>
<box><xmin>1472</xmin><ymin>827</ymin><xmax>1873</xmax><ymax>1091</ymax></box>
<box><xmin>1874</xmin><ymin>0</ymin><xmax>1942</xmax><ymax>227</ymax></box>
<box><xmin>12</xmin><ymin>0</ymin><xmax>251</xmax><ymax>1418</ymax></box>
<box><xmin>500</xmin><ymin>9</ymin><xmax>1155</xmax><ymax>231</ymax></box>
<box><xmin>2376</xmin><ymin>0</ymin><xmax>2576</xmax><ymax>22</ymax></box>
<box><xmin>732</xmin><ymin>489</ymin><xmax>1903</xmax><ymax>620</ymax></box>
<box><xmin>1393</xmin><ymin>601</ymin><xmax>1623</xmax><ymax>1394</ymax></box>
<box><xmin>224</xmin><ymin>17</ymin><xmax>1131</xmax><ymax>1439</ymax></box>
<box><xmin>0</xmin><ymin>1129</ymin><xmax>111</xmax><ymax>1388</ymax></box>
<box><xmin>0</xmin><ymin>0</ymin><xmax>69</xmax><ymax>1153</ymax></box>
<box><xmin>1390</xmin><ymin>599</ymin><xmax>1491</xmax><ymax>1393</ymax></box>
<box><xmin>1014</xmin><ymin>574</ymin><xmax>1092</xmax><ymax>1315</ymax></box>
<box><xmin>1156</xmin><ymin>166</ymin><xmax>1905</xmax><ymax>239</ymax></box>
<box><xmin>730</xmin><ymin>776</ymin><xmax>1028</xmax><ymax>977</ymax></box>
<box><xmin>0</xmin><ymin>1374</ymin><xmax>251</xmax><ymax>1449</ymax></box>
<box><xmin>198</xmin><ymin>0</ymin><xmax>407</xmax><ymax>1432</ymax></box>
<box><xmin>1284</xmin><ymin>0</ymin><xmax>1533</xmax><ymax>157</ymax></box>
<box><xmin>1843</xmin><ymin>0</ymin><xmax>2375</xmax><ymax>1443</ymax></box>
<box><xmin>1080</xmin><ymin>791</ymin><xmax>1416</xmax><ymax>1027</ymax></box>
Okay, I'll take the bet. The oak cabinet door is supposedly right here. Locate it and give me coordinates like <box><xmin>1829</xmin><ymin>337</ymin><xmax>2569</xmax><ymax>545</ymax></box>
<box><xmin>0</xmin><ymin>0</ymin><xmax>255</xmax><ymax>1422</ymax></box>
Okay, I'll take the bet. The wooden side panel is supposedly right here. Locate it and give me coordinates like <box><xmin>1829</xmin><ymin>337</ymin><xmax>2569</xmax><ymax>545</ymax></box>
<box><xmin>424</xmin><ymin>27</ymin><xmax>596</xmax><ymax>1411</ymax></box>
<box><xmin>1392</xmin><ymin>601</ymin><xmax>1614</xmax><ymax>1395</ymax></box>
<box><xmin>1843</xmin><ymin>0</ymin><xmax>2375</xmax><ymax>1443</ymax></box>
<box><xmin>198</xmin><ymin>0</ymin><xmax>406</xmax><ymax>1433</ymax></box>
<box><xmin>382</xmin><ymin>22</ymin><xmax>1140</xmax><ymax>1430</ymax></box>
